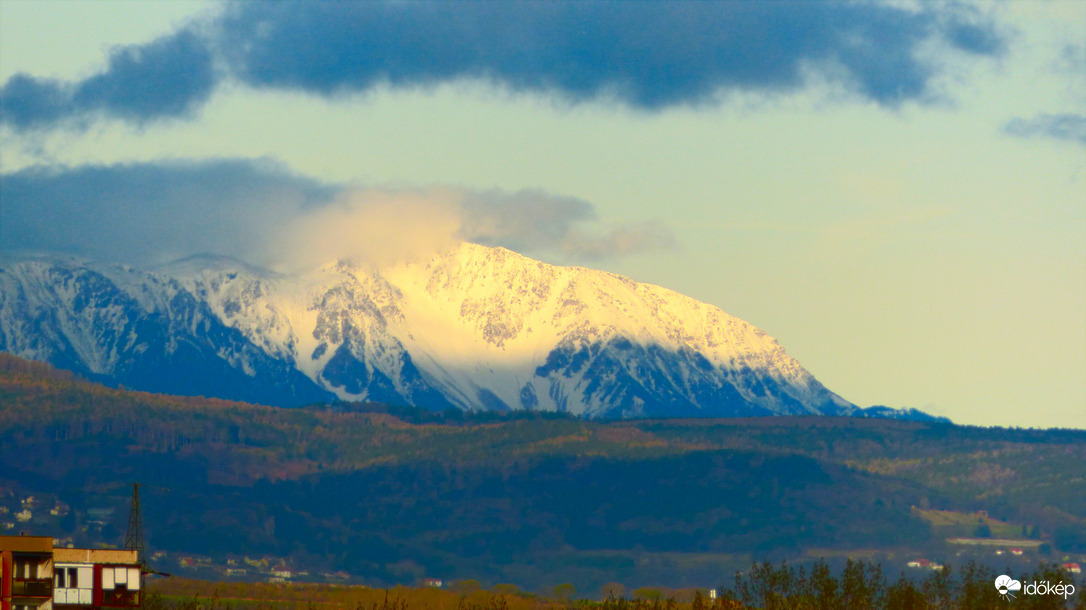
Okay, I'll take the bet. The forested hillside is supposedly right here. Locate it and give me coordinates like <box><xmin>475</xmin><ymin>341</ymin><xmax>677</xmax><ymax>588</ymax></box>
<box><xmin>1</xmin><ymin>354</ymin><xmax>1083</xmax><ymax>591</ymax></box>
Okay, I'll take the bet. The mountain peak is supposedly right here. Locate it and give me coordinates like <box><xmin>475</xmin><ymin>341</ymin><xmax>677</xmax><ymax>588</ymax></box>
<box><xmin>0</xmin><ymin>245</ymin><xmax>854</xmax><ymax>418</ymax></box>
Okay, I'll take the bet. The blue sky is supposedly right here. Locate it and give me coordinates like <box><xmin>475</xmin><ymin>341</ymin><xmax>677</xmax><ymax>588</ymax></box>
<box><xmin>1</xmin><ymin>0</ymin><xmax>1083</xmax><ymax>427</ymax></box>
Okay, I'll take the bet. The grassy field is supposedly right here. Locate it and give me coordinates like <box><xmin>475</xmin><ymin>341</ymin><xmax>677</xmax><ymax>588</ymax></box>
<box><xmin>145</xmin><ymin>577</ymin><xmax>713</xmax><ymax>609</ymax></box>
<box><xmin>913</xmin><ymin>508</ymin><xmax>1026</xmax><ymax>539</ymax></box>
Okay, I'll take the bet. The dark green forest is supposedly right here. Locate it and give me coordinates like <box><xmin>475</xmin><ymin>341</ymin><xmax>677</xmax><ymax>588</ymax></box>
<box><xmin>1</xmin><ymin>353</ymin><xmax>1083</xmax><ymax>593</ymax></box>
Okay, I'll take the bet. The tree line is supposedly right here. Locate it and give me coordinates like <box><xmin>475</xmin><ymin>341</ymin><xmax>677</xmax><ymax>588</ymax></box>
<box><xmin>141</xmin><ymin>560</ymin><xmax>1086</xmax><ymax>609</ymax></box>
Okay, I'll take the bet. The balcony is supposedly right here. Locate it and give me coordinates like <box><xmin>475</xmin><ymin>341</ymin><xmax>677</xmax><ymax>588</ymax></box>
<box><xmin>101</xmin><ymin>589</ymin><xmax>141</xmax><ymax>607</ymax></box>
<box><xmin>12</xmin><ymin>577</ymin><xmax>53</xmax><ymax>598</ymax></box>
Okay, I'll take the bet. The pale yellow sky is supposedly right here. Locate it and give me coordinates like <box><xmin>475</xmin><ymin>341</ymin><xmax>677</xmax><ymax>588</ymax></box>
<box><xmin>1</xmin><ymin>0</ymin><xmax>1083</xmax><ymax>427</ymax></box>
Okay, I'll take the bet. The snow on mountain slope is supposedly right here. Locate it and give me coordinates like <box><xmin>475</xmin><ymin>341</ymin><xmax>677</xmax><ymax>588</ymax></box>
<box><xmin>0</xmin><ymin>252</ymin><xmax>332</xmax><ymax>405</ymax></box>
<box><xmin>378</xmin><ymin>244</ymin><xmax>851</xmax><ymax>416</ymax></box>
<box><xmin>0</xmin><ymin>245</ymin><xmax>855</xmax><ymax>417</ymax></box>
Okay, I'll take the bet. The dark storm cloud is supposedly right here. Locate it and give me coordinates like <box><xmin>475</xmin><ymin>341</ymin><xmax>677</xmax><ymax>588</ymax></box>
<box><xmin>1003</xmin><ymin>114</ymin><xmax>1086</xmax><ymax>146</ymax></box>
<box><xmin>0</xmin><ymin>160</ymin><xmax>336</xmax><ymax>264</ymax></box>
<box><xmin>1</xmin><ymin>30</ymin><xmax>216</xmax><ymax>129</ymax></box>
<box><xmin>212</xmin><ymin>0</ymin><xmax>1004</xmax><ymax>106</ymax></box>
<box><xmin>1</xmin><ymin>1</ymin><xmax>1005</xmax><ymax>130</ymax></box>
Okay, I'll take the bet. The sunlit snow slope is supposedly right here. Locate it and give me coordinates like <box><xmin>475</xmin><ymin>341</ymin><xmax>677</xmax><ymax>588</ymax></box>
<box><xmin>0</xmin><ymin>244</ymin><xmax>855</xmax><ymax>418</ymax></box>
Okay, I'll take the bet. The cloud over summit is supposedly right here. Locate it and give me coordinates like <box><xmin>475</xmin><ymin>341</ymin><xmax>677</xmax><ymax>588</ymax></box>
<box><xmin>0</xmin><ymin>161</ymin><xmax>674</xmax><ymax>268</ymax></box>
<box><xmin>1</xmin><ymin>1</ymin><xmax>1005</xmax><ymax>130</ymax></box>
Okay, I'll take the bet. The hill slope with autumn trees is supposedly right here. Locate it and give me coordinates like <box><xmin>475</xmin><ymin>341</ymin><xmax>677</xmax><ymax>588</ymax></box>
<box><xmin>0</xmin><ymin>354</ymin><xmax>1083</xmax><ymax>592</ymax></box>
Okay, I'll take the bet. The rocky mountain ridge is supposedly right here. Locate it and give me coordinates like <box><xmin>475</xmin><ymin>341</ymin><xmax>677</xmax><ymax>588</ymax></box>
<box><xmin>0</xmin><ymin>244</ymin><xmax>856</xmax><ymax>418</ymax></box>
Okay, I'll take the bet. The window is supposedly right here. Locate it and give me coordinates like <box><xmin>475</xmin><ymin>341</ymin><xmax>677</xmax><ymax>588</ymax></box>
<box><xmin>55</xmin><ymin>566</ymin><xmax>91</xmax><ymax>591</ymax></box>
<box><xmin>13</xmin><ymin>559</ymin><xmax>37</xmax><ymax>579</ymax></box>
<box><xmin>55</xmin><ymin>567</ymin><xmax>79</xmax><ymax>588</ymax></box>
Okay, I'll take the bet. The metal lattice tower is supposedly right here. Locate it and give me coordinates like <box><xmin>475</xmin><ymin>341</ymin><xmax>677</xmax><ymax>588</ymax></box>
<box><xmin>124</xmin><ymin>483</ymin><xmax>145</xmax><ymax>563</ymax></box>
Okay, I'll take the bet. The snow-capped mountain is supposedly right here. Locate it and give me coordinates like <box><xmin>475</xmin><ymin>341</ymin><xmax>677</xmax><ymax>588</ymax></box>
<box><xmin>0</xmin><ymin>244</ymin><xmax>856</xmax><ymax>418</ymax></box>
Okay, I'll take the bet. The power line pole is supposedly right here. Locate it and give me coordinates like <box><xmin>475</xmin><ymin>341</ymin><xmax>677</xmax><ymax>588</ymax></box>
<box><xmin>124</xmin><ymin>483</ymin><xmax>144</xmax><ymax>565</ymax></box>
